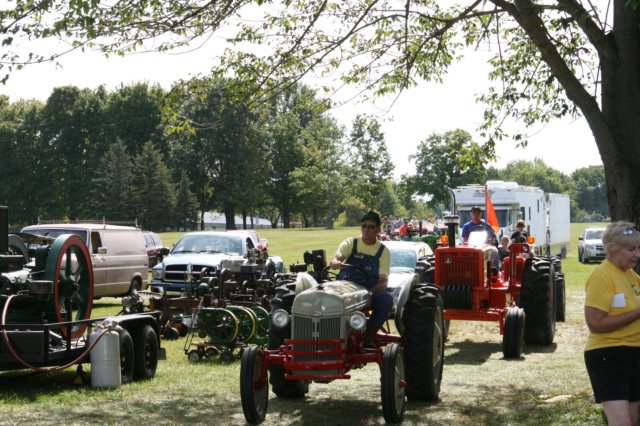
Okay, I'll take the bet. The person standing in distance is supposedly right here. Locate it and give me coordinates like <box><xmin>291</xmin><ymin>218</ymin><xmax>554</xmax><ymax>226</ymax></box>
<box><xmin>584</xmin><ymin>222</ymin><xmax>640</xmax><ymax>426</ymax></box>
<box><xmin>461</xmin><ymin>206</ymin><xmax>497</xmax><ymax>244</ymax></box>
<box><xmin>330</xmin><ymin>211</ymin><xmax>392</xmax><ymax>348</ymax></box>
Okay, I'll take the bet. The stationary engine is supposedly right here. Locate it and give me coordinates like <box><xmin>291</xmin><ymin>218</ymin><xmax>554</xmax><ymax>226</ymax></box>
<box><xmin>0</xmin><ymin>206</ymin><xmax>93</xmax><ymax>339</ymax></box>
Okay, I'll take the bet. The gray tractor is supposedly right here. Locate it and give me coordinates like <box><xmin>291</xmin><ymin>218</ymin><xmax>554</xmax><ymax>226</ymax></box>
<box><xmin>240</xmin><ymin>250</ymin><xmax>444</xmax><ymax>424</ymax></box>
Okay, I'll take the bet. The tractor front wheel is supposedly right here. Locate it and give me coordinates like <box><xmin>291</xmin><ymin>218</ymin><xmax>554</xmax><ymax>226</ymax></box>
<box><xmin>241</xmin><ymin>345</ymin><xmax>269</xmax><ymax>424</ymax></box>
<box><xmin>268</xmin><ymin>286</ymin><xmax>308</xmax><ymax>398</ymax></box>
<box><xmin>502</xmin><ymin>307</ymin><xmax>525</xmax><ymax>359</ymax></box>
<box><xmin>381</xmin><ymin>343</ymin><xmax>406</xmax><ymax>424</ymax></box>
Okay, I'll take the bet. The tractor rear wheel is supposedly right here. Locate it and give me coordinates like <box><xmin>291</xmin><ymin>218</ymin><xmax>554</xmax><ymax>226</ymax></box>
<box><xmin>401</xmin><ymin>284</ymin><xmax>444</xmax><ymax>401</ymax></box>
<box><xmin>381</xmin><ymin>343</ymin><xmax>406</xmax><ymax>424</ymax></box>
<box><xmin>268</xmin><ymin>286</ymin><xmax>308</xmax><ymax>398</ymax></box>
<box><xmin>520</xmin><ymin>258</ymin><xmax>556</xmax><ymax>345</ymax></box>
<box><xmin>502</xmin><ymin>307</ymin><xmax>525</xmax><ymax>359</ymax></box>
<box><xmin>241</xmin><ymin>345</ymin><xmax>269</xmax><ymax>424</ymax></box>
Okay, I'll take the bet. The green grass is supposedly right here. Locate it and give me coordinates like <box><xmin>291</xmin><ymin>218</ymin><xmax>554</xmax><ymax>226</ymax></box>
<box><xmin>0</xmin><ymin>222</ymin><xmax>610</xmax><ymax>425</ymax></box>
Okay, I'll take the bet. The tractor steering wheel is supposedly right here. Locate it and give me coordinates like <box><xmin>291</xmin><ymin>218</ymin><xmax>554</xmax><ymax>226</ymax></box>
<box><xmin>326</xmin><ymin>263</ymin><xmax>370</xmax><ymax>286</ymax></box>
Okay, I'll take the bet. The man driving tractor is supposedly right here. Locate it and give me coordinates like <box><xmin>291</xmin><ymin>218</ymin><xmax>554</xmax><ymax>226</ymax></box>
<box><xmin>461</xmin><ymin>206</ymin><xmax>498</xmax><ymax>244</ymax></box>
<box><xmin>330</xmin><ymin>211</ymin><xmax>393</xmax><ymax>348</ymax></box>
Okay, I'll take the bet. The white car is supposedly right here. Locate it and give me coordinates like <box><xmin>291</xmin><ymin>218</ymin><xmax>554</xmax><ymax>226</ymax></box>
<box><xmin>382</xmin><ymin>241</ymin><xmax>434</xmax><ymax>312</ymax></box>
<box><xmin>578</xmin><ymin>227</ymin><xmax>606</xmax><ymax>263</ymax></box>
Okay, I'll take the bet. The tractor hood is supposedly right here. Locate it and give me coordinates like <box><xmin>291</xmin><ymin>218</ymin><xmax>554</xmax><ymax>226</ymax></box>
<box><xmin>292</xmin><ymin>281</ymin><xmax>371</xmax><ymax>317</ymax></box>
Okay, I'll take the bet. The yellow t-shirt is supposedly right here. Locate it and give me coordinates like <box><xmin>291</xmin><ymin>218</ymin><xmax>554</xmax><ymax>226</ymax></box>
<box><xmin>336</xmin><ymin>237</ymin><xmax>390</xmax><ymax>276</ymax></box>
<box><xmin>584</xmin><ymin>259</ymin><xmax>640</xmax><ymax>351</ymax></box>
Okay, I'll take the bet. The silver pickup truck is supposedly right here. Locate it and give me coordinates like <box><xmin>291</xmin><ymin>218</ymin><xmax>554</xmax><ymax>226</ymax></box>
<box><xmin>150</xmin><ymin>230</ymin><xmax>284</xmax><ymax>295</ymax></box>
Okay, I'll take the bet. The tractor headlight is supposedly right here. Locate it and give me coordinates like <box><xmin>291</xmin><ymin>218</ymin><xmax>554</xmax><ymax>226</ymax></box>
<box><xmin>271</xmin><ymin>309</ymin><xmax>290</xmax><ymax>328</ymax></box>
<box><xmin>348</xmin><ymin>312</ymin><xmax>367</xmax><ymax>331</ymax></box>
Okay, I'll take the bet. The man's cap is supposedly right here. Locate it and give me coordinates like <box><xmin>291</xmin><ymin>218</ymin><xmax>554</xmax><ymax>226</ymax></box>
<box><xmin>470</xmin><ymin>206</ymin><xmax>483</xmax><ymax>213</ymax></box>
<box><xmin>361</xmin><ymin>211</ymin><xmax>381</xmax><ymax>226</ymax></box>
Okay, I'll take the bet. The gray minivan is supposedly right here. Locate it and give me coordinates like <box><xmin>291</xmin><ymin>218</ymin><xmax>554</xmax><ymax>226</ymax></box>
<box><xmin>21</xmin><ymin>223</ymin><xmax>149</xmax><ymax>298</ymax></box>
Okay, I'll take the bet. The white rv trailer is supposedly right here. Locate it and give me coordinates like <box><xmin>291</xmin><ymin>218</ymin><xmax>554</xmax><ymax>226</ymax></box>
<box><xmin>452</xmin><ymin>181</ymin><xmax>570</xmax><ymax>256</ymax></box>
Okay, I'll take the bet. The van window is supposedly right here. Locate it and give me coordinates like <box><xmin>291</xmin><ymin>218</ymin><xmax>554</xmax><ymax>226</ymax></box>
<box><xmin>91</xmin><ymin>232</ymin><xmax>102</xmax><ymax>254</ymax></box>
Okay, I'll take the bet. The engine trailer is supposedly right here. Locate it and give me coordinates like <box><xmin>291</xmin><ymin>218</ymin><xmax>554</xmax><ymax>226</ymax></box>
<box><xmin>0</xmin><ymin>206</ymin><xmax>165</xmax><ymax>384</ymax></box>
<box><xmin>240</xmin><ymin>250</ymin><xmax>445</xmax><ymax>424</ymax></box>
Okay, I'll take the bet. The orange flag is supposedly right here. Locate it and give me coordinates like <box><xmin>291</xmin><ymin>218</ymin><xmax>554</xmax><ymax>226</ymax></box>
<box><xmin>485</xmin><ymin>188</ymin><xmax>500</xmax><ymax>233</ymax></box>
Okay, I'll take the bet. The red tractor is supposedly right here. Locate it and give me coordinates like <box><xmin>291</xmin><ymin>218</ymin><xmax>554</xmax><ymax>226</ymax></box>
<box><xmin>432</xmin><ymin>216</ymin><xmax>559</xmax><ymax>358</ymax></box>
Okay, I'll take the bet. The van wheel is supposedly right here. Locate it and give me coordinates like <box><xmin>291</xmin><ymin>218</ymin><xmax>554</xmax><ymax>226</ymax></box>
<box><xmin>128</xmin><ymin>278</ymin><xmax>142</xmax><ymax>296</ymax></box>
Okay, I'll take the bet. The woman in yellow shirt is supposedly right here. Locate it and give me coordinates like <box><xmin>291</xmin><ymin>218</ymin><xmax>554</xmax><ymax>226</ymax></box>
<box><xmin>584</xmin><ymin>222</ymin><xmax>640</xmax><ymax>426</ymax></box>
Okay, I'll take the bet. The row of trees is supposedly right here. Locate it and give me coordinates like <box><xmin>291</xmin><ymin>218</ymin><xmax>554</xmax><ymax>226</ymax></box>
<box><xmin>0</xmin><ymin>80</ymin><xmax>399</xmax><ymax>230</ymax></box>
<box><xmin>0</xmin><ymin>79</ymin><xmax>605</xmax><ymax>230</ymax></box>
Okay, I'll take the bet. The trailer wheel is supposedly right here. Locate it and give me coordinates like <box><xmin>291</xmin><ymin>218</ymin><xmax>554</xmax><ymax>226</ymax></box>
<box><xmin>118</xmin><ymin>328</ymin><xmax>135</xmax><ymax>384</ymax></box>
<box><xmin>133</xmin><ymin>325</ymin><xmax>159</xmax><ymax>381</ymax></box>
<box><xmin>188</xmin><ymin>349</ymin><xmax>201</xmax><ymax>362</ymax></box>
<box><xmin>520</xmin><ymin>258</ymin><xmax>556</xmax><ymax>345</ymax></box>
<box><xmin>401</xmin><ymin>284</ymin><xmax>444</xmax><ymax>401</ymax></box>
<box><xmin>268</xmin><ymin>287</ymin><xmax>308</xmax><ymax>398</ymax></box>
<box><xmin>502</xmin><ymin>307</ymin><xmax>525</xmax><ymax>359</ymax></box>
<box><xmin>220</xmin><ymin>350</ymin><xmax>235</xmax><ymax>364</ymax></box>
<box><xmin>241</xmin><ymin>345</ymin><xmax>269</xmax><ymax>424</ymax></box>
<box><xmin>381</xmin><ymin>343</ymin><xmax>406</xmax><ymax>424</ymax></box>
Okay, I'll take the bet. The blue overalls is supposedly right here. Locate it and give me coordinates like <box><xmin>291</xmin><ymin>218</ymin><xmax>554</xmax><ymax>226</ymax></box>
<box><xmin>336</xmin><ymin>238</ymin><xmax>393</xmax><ymax>327</ymax></box>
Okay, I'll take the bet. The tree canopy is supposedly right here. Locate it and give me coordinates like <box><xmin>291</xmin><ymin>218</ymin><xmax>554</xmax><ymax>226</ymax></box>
<box><xmin>1</xmin><ymin>0</ymin><xmax>630</xmax><ymax>223</ymax></box>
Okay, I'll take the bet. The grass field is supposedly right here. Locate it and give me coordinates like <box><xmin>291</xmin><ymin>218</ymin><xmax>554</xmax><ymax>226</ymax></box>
<box><xmin>0</xmin><ymin>223</ymin><xmax>610</xmax><ymax>425</ymax></box>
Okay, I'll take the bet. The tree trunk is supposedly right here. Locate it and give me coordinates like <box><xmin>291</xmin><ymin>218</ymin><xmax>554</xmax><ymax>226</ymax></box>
<box><xmin>599</xmin><ymin>2</ymin><xmax>640</xmax><ymax>225</ymax></box>
<box><xmin>224</xmin><ymin>203</ymin><xmax>236</xmax><ymax>230</ymax></box>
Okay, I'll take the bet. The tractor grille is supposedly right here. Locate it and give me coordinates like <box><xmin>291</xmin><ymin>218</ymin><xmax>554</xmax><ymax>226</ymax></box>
<box><xmin>292</xmin><ymin>315</ymin><xmax>342</xmax><ymax>362</ymax></box>
<box><xmin>435</xmin><ymin>250</ymin><xmax>484</xmax><ymax>287</ymax></box>
<box><xmin>164</xmin><ymin>264</ymin><xmax>213</xmax><ymax>283</ymax></box>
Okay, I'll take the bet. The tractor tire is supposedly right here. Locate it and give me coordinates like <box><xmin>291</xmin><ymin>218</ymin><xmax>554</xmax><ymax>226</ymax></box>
<box><xmin>555</xmin><ymin>272</ymin><xmax>566</xmax><ymax>322</ymax></box>
<box><xmin>519</xmin><ymin>258</ymin><xmax>556</xmax><ymax>345</ymax></box>
<box><xmin>241</xmin><ymin>346</ymin><xmax>269</xmax><ymax>424</ymax></box>
<box><xmin>549</xmin><ymin>256</ymin><xmax>566</xmax><ymax>322</ymax></box>
<box><xmin>416</xmin><ymin>255</ymin><xmax>435</xmax><ymax>284</ymax></box>
<box><xmin>502</xmin><ymin>307</ymin><xmax>525</xmax><ymax>359</ymax></box>
<box><xmin>268</xmin><ymin>286</ymin><xmax>308</xmax><ymax>399</ymax></box>
<box><xmin>381</xmin><ymin>343</ymin><xmax>406</xmax><ymax>424</ymax></box>
<box><xmin>401</xmin><ymin>284</ymin><xmax>444</xmax><ymax>402</ymax></box>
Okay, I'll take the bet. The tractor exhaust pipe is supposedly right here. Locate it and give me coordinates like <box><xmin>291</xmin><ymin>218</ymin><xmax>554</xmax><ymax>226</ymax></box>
<box><xmin>0</xmin><ymin>206</ymin><xmax>7</xmax><ymax>254</ymax></box>
<box><xmin>443</xmin><ymin>215</ymin><xmax>460</xmax><ymax>248</ymax></box>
